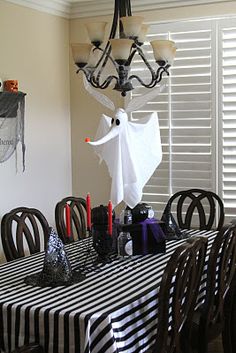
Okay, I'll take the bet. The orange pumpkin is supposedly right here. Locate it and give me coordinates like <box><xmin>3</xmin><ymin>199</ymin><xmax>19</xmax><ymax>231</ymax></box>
<box><xmin>4</xmin><ymin>80</ymin><xmax>18</xmax><ymax>92</ymax></box>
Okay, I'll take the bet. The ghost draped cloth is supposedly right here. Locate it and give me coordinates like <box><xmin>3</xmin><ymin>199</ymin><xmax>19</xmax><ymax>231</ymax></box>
<box><xmin>0</xmin><ymin>91</ymin><xmax>26</xmax><ymax>170</ymax></box>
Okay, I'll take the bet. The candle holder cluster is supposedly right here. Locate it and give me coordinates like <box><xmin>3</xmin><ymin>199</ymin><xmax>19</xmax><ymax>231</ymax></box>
<box><xmin>91</xmin><ymin>204</ymin><xmax>116</xmax><ymax>263</ymax></box>
<box><xmin>64</xmin><ymin>193</ymin><xmax>116</xmax><ymax>264</ymax></box>
<box><xmin>92</xmin><ymin>227</ymin><xmax>113</xmax><ymax>263</ymax></box>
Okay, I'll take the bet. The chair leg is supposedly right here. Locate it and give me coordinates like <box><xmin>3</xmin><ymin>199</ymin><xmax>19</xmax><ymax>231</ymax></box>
<box><xmin>196</xmin><ymin>329</ymin><xmax>208</xmax><ymax>353</ymax></box>
<box><xmin>198</xmin><ymin>341</ymin><xmax>208</xmax><ymax>353</ymax></box>
<box><xmin>181</xmin><ymin>338</ymin><xmax>194</xmax><ymax>353</ymax></box>
<box><xmin>231</xmin><ymin>303</ymin><xmax>236</xmax><ymax>353</ymax></box>
<box><xmin>223</xmin><ymin>277</ymin><xmax>236</xmax><ymax>353</ymax></box>
<box><xmin>222</xmin><ymin>330</ymin><xmax>232</xmax><ymax>353</ymax></box>
<box><xmin>180</xmin><ymin>325</ymin><xmax>194</xmax><ymax>353</ymax></box>
<box><xmin>222</xmin><ymin>316</ymin><xmax>232</xmax><ymax>353</ymax></box>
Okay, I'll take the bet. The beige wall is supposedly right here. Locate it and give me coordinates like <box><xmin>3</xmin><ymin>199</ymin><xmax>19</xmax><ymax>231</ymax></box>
<box><xmin>0</xmin><ymin>1</ymin><xmax>72</xmax><ymax>261</ymax></box>
<box><xmin>69</xmin><ymin>1</ymin><xmax>236</xmax><ymax>213</ymax></box>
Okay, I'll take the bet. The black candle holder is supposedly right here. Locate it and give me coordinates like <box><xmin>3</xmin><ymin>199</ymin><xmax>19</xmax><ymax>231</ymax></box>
<box><xmin>92</xmin><ymin>225</ymin><xmax>113</xmax><ymax>263</ymax></box>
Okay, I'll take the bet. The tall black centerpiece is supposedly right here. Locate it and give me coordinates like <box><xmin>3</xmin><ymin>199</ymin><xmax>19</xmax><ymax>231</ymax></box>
<box><xmin>92</xmin><ymin>205</ymin><xmax>116</xmax><ymax>263</ymax></box>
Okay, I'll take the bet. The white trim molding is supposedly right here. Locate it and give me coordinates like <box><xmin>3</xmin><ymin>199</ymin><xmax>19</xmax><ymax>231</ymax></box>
<box><xmin>70</xmin><ymin>0</ymin><xmax>234</xmax><ymax>18</ymax></box>
<box><xmin>3</xmin><ymin>0</ymin><xmax>234</xmax><ymax>18</ymax></box>
<box><xmin>4</xmin><ymin>0</ymin><xmax>71</xmax><ymax>18</ymax></box>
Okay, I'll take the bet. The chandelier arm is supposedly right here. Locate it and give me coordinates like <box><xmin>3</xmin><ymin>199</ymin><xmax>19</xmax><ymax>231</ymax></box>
<box><xmin>75</xmin><ymin>67</ymin><xmax>104</xmax><ymax>89</ymax></box>
<box><xmin>119</xmin><ymin>0</ymin><xmax>131</xmax><ymax>17</ymax></box>
<box><xmin>127</xmin><ymin>0</ymin><xmax>132</xmax><ymax>16</ymax></box>
<box><xmin>111</xmin><ymin>0</ymin><xmax>120</xmax><ymax>38</ymax></box>
<box><xmin>128</xmin><ymin>66</ymin><xmax>168</xmax><ymax>88</ymax></box>
<box><xmin>85</xmin><ymin>73</ymin><xmax>117</xmax><ymax>90</ymax></box>
<box><xmin>119</xmin><ymin>0</ymin><xmax>126</xmax><ymax>17</ymax></box>
<box><xmin>90</xmin><ymin>0</ymin><xmax>119</xmax><ymax>84</ymax></box>
<box><xmin>96</xmin><ymin>75</ymin><xmax>118</xmax><ymax>90</ymax></box>
<box><xmin>91</xmin><ymin>50</ymin><xmax>121</xmax><ymax>87</ymax></box>
<box><xmin>127</xmin><ymin>74</ymin><xmax>156</xmax><ymax>88</ymax></box>
<box><xmin>91</xmin><ymin>0</ymin><xmax>120</xmax><ymax>86</ymax></box>
<box><xmin>153</xmin><ymin>66</ymin><xmax>170</xmax><ymax>85</ymax></box>
<box><xmin>94</xmin><ymin>47</ymin><xmax>118</xmax><ymax>68</ymax></box>
<box><xmin>135</xmin><ymin>46</ymin><xmax>156</xmax><ymax>80</ymax></box>
<box><xmin>126</xmin><ymin>47</ymin><xmax>138</xmax><ymax>66</ymax></box>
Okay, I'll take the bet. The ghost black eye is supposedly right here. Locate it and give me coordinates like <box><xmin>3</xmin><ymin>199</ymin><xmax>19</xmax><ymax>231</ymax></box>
<box><xmin>111</xmin><ymin>118</ymin><xmax>114</xmax><ymax>125</ymax></box>
<box><xmin>116</xmin><ymin>119</ymin><xmax>120</xmax><ymax>126</ymax></box>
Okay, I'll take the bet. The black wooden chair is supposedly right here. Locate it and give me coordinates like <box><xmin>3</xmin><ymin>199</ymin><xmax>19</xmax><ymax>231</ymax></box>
<box><xmin>184</xmin><ymin>223</ymin><xmax>236</xmax><ymax>353</ymax></box>
<box><xmin>151</xmin><ymin>236</ymin><xmax>208</xmax><ymax>353</ymax></box>
<box><xmin>55</xmin><ymin>196</ymin><xmax>87</xmax><ymax>243</ymax></box>
<box><xmin>162</xmin><ymin>189</ymin><xmax>224</xmax><ymax>231</ymax></box>
<box><xmin>1</xmin><ymin>207</ymin><xmax>50</xmax><ymax>262</ymax></box>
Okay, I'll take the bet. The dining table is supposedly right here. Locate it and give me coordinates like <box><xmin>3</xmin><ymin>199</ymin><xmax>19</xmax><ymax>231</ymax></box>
<box><xmin>0</xmin><ymin>229</ymin><xmax>218</xmax><ymax>353</ymax></box>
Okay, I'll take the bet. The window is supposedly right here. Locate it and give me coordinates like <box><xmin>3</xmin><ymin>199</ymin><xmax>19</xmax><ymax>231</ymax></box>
<box><xmin>130</xmin><ymin>17</ymin><xmax>236</xmax><ymax>223</ymax></box>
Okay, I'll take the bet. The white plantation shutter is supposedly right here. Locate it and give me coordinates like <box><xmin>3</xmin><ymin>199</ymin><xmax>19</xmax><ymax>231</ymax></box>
<box><xmin>131</xmin><ymin>20</ymin><xmax>215</xmax><ymax>218</ymax></box>
<box><xmin>219</xmin><ymin>19</ymin><xmax>236</xmax><ymax>223</ymax></box>
<box><xmin>130</xmin><ymin>18</ymin><xmax>236</xmax><ymax>223</ymax></box>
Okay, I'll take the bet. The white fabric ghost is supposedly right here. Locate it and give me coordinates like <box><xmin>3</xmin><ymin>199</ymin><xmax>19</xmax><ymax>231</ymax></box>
<box><xmin>87</xmin><ymin>108</ymin><xmax>162</xmax><ymax>208</ymax></box>
<box><xmin>84</xmin><ymin>76</ymin><xmax>164</xmax><ymax>208</ymax></box>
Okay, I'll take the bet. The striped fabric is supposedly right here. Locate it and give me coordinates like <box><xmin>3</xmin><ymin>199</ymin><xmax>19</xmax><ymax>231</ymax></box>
<box><xmin>0</xmin><ymin>230</ymin><xmax>218</xmax><ymax>353</ymax></box>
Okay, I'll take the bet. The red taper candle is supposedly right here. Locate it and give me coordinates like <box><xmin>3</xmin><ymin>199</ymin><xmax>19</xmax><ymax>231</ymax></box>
<box><xmin>108</xmin><ymin>200</ymin><xmax>113</xmax><ymax>236</ymax></box>
<box><xmin>86</xmin><ymin>193</ymin><xmax>91</xmax><ymax>231</ymax></box>
<box><xmin>65</xmin><ymin>204</ymin><xmax>71</xmax><ymax>237</ymax></box>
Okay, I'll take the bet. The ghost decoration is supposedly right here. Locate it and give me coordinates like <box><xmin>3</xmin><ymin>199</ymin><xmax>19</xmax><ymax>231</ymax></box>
<box><xmin>83</xmin><ymin>76</ymin><xmax>165</xmax><ymax>209</ymax></box>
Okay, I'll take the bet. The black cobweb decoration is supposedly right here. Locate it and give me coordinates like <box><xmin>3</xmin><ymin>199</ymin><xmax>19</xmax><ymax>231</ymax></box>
<box><xmin>0</xmin><ymin>92</ymin><xmax>26</xmax><ymax>170</ymax></box>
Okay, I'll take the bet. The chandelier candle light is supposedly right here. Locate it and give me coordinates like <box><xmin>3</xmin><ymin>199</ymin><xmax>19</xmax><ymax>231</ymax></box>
<box><xmin>71</xmin><ymin>0</ymin><xmax>176</xmax><ymax>96</ymax></box>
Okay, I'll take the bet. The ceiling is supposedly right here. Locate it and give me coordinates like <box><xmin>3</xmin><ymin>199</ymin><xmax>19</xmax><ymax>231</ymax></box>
<box><xmin>4</xmin><ymin>0</ymin><xmax>233</xmax><ymax>18</ymax></box>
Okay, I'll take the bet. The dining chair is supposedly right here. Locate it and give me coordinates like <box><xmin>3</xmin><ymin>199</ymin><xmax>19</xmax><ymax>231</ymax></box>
<box><xmin>55</xmin><ymin>196</ymin><xmax>87</xmax><ymax>243</ymax></box>
<box><xmin>151</xmin><ymin>236</ymin><xmax>208</xmax><ymax>353</ymax></box>
<box><xmin>185</xmin><ymin>223</ymin><xmax>236</xmax><ymax>353</ymax></box>
<box><xmin>1</xmin><ymin>207</ymin><xmax>50</xmax><ymax>262</ymax></box>
<box><xmin>162</xmin><ymin>188</ymin><xmax>224</xmax><ymax>231</ymax></box>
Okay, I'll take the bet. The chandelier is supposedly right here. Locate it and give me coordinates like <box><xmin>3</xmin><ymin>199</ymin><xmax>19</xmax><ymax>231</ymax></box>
<box><xmin>71</xmin><ymin>0</ymin><xmax>176</xmax><ymax>97</ymax></box>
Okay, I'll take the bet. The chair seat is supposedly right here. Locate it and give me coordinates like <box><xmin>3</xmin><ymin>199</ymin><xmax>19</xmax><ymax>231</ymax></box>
<box><xmin>11</xmin><ymin>343</ymin><xmax>44</xmax><ymax>353</ymax></box>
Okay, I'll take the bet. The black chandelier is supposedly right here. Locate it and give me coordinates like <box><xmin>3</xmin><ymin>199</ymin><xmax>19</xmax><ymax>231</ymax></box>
<box><xmin>71</xmin><ymin>0</ymin><xmax>176</xmax><ymax>97</ymax></box>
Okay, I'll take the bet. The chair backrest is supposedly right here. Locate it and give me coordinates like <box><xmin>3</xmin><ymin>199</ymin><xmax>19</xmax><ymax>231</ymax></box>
<box><xmin>153</xmin><ymin>236</ymin><xmax>208</xmax><ymax>353</ymax></box>
<box><xmin>55</xmin><ymin>196</ymin><xmax>87</xmax><ymax>243</ymax></box>
<box><xmin>163</xmin><ymin>188</ymin><xmax>224</xmax><ymax>230</ymax></box>
<box><xmin>202</xmin><ymin>223</ymin><xmax>236</xmax><ymax>328</ymax></box>
<box><xmin>1</xmin><ymin>207</ymin><xmax>50</xmax><ymax>262</ymax></box>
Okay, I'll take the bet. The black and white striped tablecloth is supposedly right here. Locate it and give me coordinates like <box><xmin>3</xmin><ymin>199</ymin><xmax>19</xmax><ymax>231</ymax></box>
<box><xmin>0</xmin><ymin>229</ymin><xmax>218</xmax><ymax>353</ymax></box>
